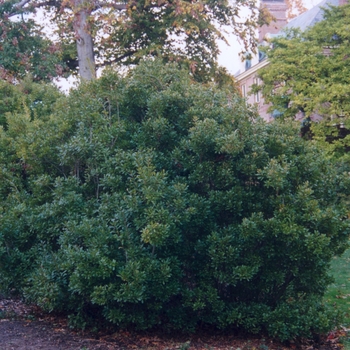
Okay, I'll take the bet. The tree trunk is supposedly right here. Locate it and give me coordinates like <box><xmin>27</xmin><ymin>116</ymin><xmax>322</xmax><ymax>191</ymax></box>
<box><xmin>73</xmin><ymin>0</ymin><xmax>96</xmax><ymax>80</ymax></box>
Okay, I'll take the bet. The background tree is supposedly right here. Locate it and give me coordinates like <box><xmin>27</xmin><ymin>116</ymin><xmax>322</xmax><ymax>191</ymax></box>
<box><xmin>0</xmin><ymin>9</ymin><xmax>66</xmax><ymax>82</ymax></box>
<box><xmin>257</xmin><ymin>4</ymin><xmax>350</xmax><ymax>158</ymax></box>
<box><xmin>285</xmin><ymin>0</ymin><xmax>307</xmax><ymax>19</ymax></box>
<box><xmin>2</xmin><ymin>0</ymin><xmax>268</xmax><ymax>81</ymax></box>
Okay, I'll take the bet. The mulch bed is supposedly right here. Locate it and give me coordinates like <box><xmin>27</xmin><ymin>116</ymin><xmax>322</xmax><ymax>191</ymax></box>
<box><xmin>0</xmin><ymin>296</ymin><xmax>345</xmax><ymax>349</ymax></box>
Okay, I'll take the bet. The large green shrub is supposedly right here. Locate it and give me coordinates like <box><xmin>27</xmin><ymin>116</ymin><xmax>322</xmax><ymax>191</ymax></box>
<box><xmin>0</xmin><ymin>60</ymin><xmax>349</xmax><ymax>340</ymax></box>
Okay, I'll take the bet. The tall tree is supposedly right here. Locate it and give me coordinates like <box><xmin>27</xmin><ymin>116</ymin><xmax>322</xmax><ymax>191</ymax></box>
<box><xmin>0</xmin><ymin>6</ymin><xmax>66</xmax><ymax>82</ymax></box>
<box><xmin>259</xmin><ymin>3</ymin><xmax>350</xmax><ymax>119</ymax></box>
<box><xmin>257</xmin><ymin>3</ymin><xmax>350</xmax><ymax>158</ymax></box>
<box><xmin>285</xmin><ymin>0</ymin><xmax>306</xmax><ymax>19</ymax></box>
<box><xmin>1</xmin><ymin>0</ymin><xmax>267</xmax><ymax>80</ymax></box>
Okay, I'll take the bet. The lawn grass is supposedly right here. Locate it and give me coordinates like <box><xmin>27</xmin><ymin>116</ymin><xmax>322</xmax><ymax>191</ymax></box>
<box><xmin>324</xmin><ymin>246</ymin><xmax>350</xmax><ymax>348</ymax></box>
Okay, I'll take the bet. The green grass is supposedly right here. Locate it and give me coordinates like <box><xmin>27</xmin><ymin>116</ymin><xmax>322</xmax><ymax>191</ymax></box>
<box><xmin>324</xmin><ymin>247</ymin><xmax>350</xmax><ymax>348</ymax></box>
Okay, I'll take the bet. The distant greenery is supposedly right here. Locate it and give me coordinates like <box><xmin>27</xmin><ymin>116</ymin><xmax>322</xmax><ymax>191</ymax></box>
<box><xmin>259</xmin><ymin>3</ymin><xmax>350</xmax><ymax>119</ymax></box>
<box><xmin>0</xmin><ymin>61</ymin><xmax>349</xmax><ymax>341</ymax></box>
<box><xmin>258</xmin><ymin>4</ymin><xmax>350</xmax><ymax>161</ymax></box>
<box><xmin>0</xmin><ymin>17</ymin><xmax>67</xmax><ymax>82</ymax></box>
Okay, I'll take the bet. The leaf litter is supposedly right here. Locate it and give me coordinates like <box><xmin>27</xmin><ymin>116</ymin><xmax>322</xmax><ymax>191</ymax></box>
<box><xmin>0</xmin><ymin>295</ymin><xmax>345</xmax><ymax>349</ymax></box>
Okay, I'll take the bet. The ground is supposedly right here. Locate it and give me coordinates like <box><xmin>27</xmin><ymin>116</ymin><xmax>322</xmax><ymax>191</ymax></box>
<box><xmin>0</xmin><ymin>296</ymin><xmax>344</xmax><ymax>350</ymax></box>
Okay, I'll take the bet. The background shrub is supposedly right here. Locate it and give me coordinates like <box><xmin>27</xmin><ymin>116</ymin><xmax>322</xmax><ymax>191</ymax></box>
<box><xmin>0</xmin><ymin>60</ymin><xmax>349</xmax><ymax>340</ymax></box>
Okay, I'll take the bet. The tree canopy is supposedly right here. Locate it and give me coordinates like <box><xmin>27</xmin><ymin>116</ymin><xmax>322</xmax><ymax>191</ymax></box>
<box><xmin>257</xmin><ymin>3</ymin><xmax>350</xmax><ymax>157</ymax></box>
<box><xmin>0</xmin><ymin>11</ymin><xmax>67</xmax><ymax>82</ymax></box>
<box><xmin>1</xmin><ymin>0</ymin><xmax>268</xmax><ymax>81</ymax></box>
<box><xmin>259</xmin><ymin>3</ymin><xmax>350</xmax><ymax>119</ymax></box>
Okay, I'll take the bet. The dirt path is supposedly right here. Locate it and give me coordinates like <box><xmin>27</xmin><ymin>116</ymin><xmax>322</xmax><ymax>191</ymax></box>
<box><xmin>0</xmin><ymin>296</ymin><xmax>343</xmax><ymax>349</ymax></box>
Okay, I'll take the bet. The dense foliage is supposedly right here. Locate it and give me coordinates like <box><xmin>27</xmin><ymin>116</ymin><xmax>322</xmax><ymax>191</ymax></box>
<box><xmin>0</xmin><ymin>76</ymin><xmax>62</xmax><ymax>127</ymax></box>
<box><xmin>257</xmin><ymin>4</ymin><xmax>350</xmax><ymax>159</ymax></box>
<box><xmin>0</xmin><ymin>61</ymin><xmax>349</xmax><ymax>341</ymax></box>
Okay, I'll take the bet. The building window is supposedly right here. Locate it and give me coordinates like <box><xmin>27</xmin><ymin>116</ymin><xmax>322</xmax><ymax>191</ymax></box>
<box><xmin>258</xmin><ymin>50</ymin><xmax>266</xmax><ymax>62</ymax></box>
<box><xmin>254</xmin><ymin>78</ymin><xmax>260</xmax><ymax>103</ymax></box>
<box><xmin>241</xmin><ymin>84</ymin><xmax>246</xmax><ymax>98</ymax></box>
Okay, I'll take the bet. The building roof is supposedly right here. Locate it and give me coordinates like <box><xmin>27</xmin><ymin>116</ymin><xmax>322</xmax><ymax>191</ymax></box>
<box><xmin>283</xmin><ymin>0</ymin><xmax>339</xmax><ymax>32</ymax></box>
